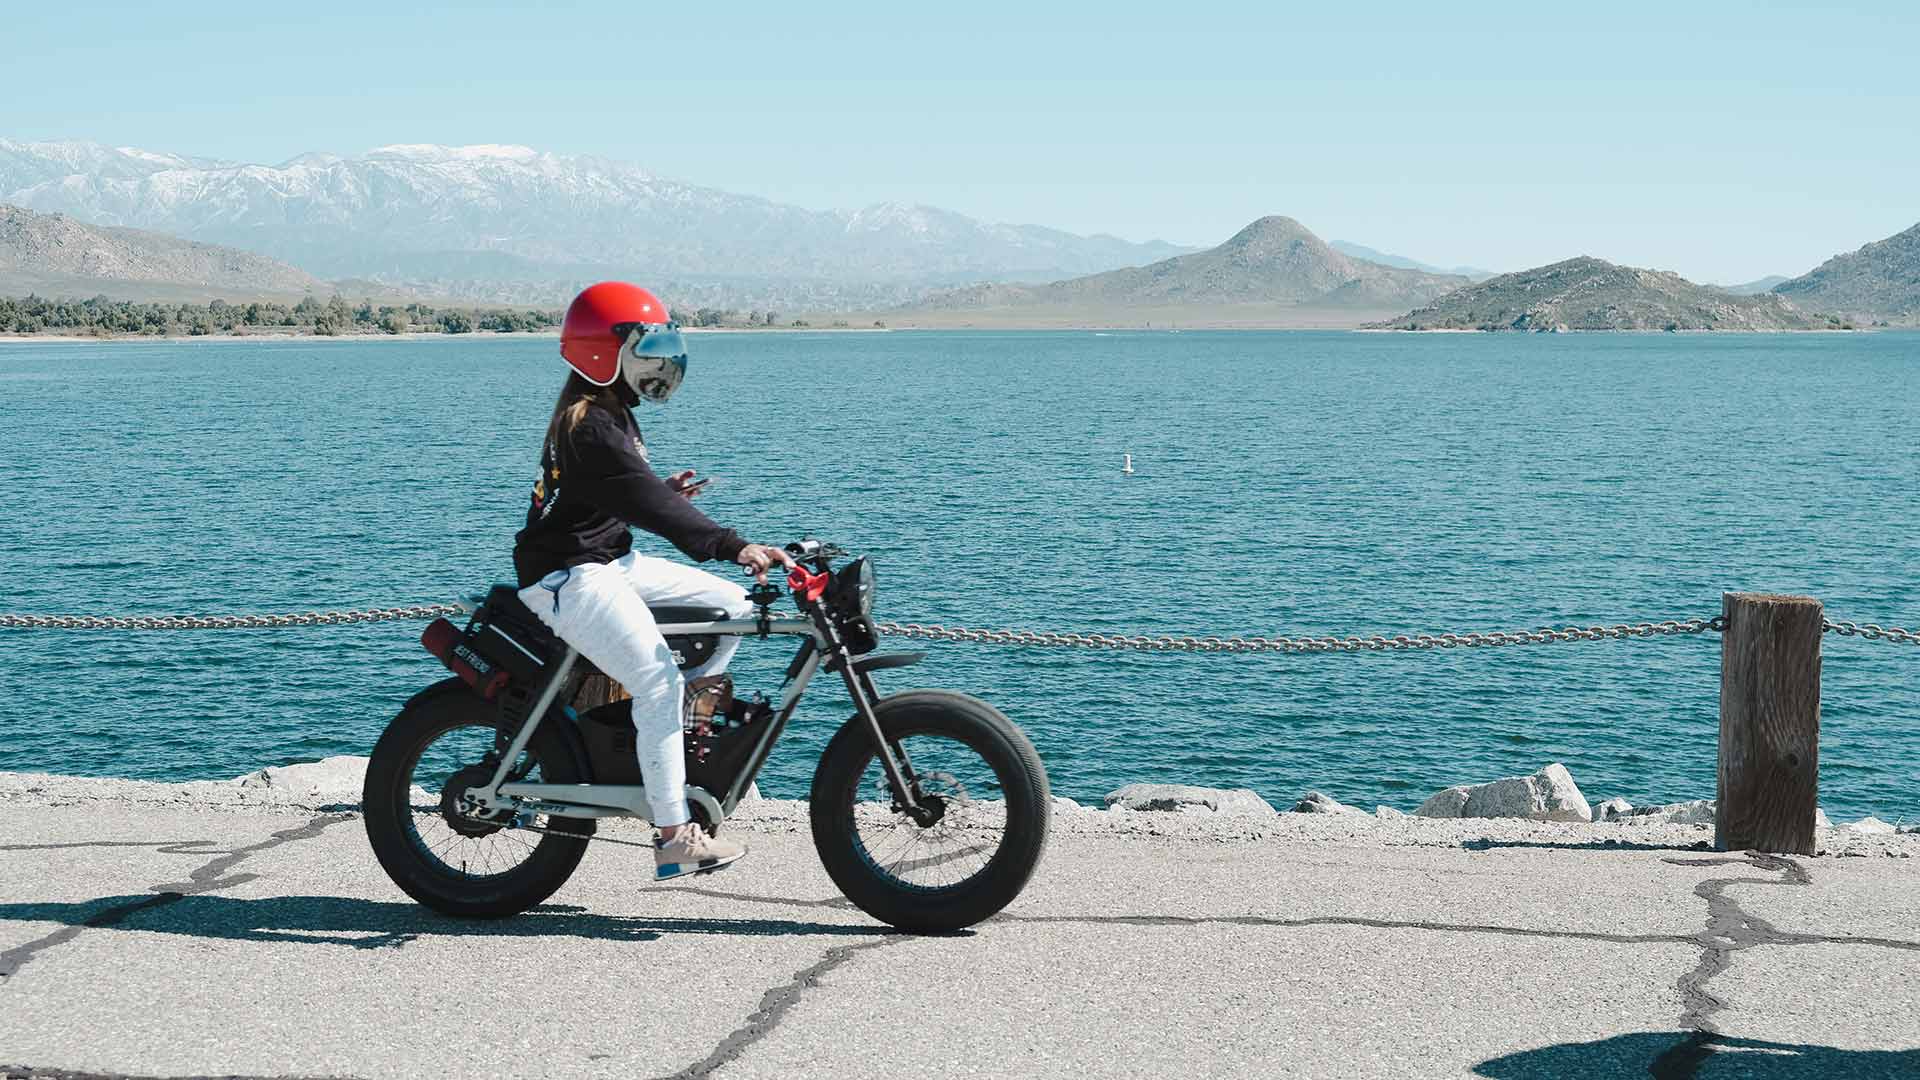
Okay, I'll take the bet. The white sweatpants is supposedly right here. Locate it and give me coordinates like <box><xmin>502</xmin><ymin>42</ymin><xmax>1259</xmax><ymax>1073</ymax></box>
<box><xmin>517</xmin><ymin>553</ymin><xmax>753</xmax><ymax>825</ymax></box>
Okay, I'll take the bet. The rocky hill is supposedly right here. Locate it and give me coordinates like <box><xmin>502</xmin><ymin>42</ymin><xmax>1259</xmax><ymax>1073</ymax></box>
<box><xmin>0</xmin><ymin>204</ymin><xmax>322</xmax><ymax>300</ymax></box>
<box><xmin>898</xmin><ymin>216</ymin><xmax>1470</xmax><ymax>326</ymax></box>
<box><xmin>1773</xmin><ymin>221</ymin><xmax>1920</xmax><ymax>325</ymax></box>
<box><xmin>1375</xmin><ymin>257</ymin><xmax>1832</xmax><ymax>332</ymax></box>
<box><xmin>0</xmin><ymin>139</ymin><xmax>1192</xmax><ymax>306</ymax></box>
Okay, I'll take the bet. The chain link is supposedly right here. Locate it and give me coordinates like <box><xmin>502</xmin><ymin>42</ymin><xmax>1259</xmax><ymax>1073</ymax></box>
<box><xmin>872</xmin><ymin>616</ymin><xmax>1728</xmax><ymax>654</ymax></box>
<box><xmin>0</xmin><ymin>604</ymin><xmax>465</xmax><ymax>630</ymax></box>
<box><xmin>1823</xmin><ymin>619</ymin><xmax>1920</xmax><ymax>646</ymax></box>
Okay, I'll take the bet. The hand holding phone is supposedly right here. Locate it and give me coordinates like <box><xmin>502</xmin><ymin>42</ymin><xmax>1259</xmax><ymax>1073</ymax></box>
<box><xmin>668</xmin><ymin>469</ymin><xmax>714</xmax><ymax>499</ymax></box>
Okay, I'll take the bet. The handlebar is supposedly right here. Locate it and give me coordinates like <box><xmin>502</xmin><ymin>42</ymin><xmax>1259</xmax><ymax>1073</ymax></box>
<box><xmin>784</xmin><ymin>539</ymin><xmax>847</xmax><ymax>563</ymax></box>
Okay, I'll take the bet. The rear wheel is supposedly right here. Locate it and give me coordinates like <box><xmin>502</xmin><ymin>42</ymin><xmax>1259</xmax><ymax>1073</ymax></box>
<box><xmin>363</xmin><ymin>679</ymin><xmax>593</xmax><ymax>917</ymax></box>
<box><xmin>810</xmin><ymin>690</ymin><xmax>1049</xmax><ymax>932</ymax></box>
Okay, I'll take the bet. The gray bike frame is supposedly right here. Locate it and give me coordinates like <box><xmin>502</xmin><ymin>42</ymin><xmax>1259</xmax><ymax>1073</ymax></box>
<box><xmin>462</xmin><ymin>614</ymin><xmax>919</xmax><ymax>826</ymax></box>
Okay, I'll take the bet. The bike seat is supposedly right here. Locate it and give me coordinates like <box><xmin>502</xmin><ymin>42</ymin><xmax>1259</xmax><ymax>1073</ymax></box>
<box><xmin>648</xmin><ymin>605</ymin><xmax>732</xmax><ymax>626</ymax></box>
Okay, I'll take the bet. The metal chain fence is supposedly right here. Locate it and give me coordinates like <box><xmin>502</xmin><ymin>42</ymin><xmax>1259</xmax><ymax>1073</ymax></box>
<box><xmin>0</xmin><ymin>607</ymin><xmax>1914</xmax><ymax>651</ymax></box>
<box><xmin>1821</xmin><ymin>620</ymin><xmax>1920</xmax><ymax>646</ymax></box>
<box><xmin>873</xmin><ymin>617</ymin><xmax>1730</xmax><ymax>653</ymax></box>
<box><xmin>0</xmin><ymin>605</ymin><xmax>466</xmax><ymax>631</ymax></box>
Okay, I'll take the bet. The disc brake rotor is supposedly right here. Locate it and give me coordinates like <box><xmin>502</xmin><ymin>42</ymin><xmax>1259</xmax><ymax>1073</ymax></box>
<box><xmin>876</xmin><ymin>769</ymin><xmax>968</xmax><ymax>825</ymax></box>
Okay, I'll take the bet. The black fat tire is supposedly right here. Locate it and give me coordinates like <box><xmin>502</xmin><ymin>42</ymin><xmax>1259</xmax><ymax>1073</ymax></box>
<box><xmin>810</xmin><ymin>690</ymin><xmax>1049</xmax><ymax>932</ymax></box>
<box><xmin>363</xmin><ymin>678</ymin><xmax>593</xmax><ymax>918</ymax></box>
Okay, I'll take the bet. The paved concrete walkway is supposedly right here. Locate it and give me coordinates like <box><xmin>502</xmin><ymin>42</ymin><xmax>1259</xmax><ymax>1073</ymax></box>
<box><xmin>1</xmin><ymin>793</ymin><xmax>1916</xmax><ymax>1079</ymax></box>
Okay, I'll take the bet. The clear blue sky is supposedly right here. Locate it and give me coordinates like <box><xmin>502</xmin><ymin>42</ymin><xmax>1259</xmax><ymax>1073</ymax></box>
<box><xmin>5</xmin><ymin>0</ymin><xmax>1914</xmax><ymax>283</ymax></box>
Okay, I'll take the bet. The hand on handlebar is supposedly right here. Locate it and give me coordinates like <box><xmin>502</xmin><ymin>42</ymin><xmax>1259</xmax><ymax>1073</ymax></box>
<box><xmin>736</xmin><ymin>543</ymin><xmax>797</xmax><ymax>584</ymax></box>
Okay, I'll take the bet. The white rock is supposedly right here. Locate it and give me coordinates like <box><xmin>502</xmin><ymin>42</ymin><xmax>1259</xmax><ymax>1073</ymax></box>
<box><xmin>1104</xmin><ymin>783</ymin><xmax>1277</xmax><ymax>817</ymax></box>
<box><xmin>1374</xmin><ymin>806</ymin><xmax>1407</xmax><ymax>821</ymax></box>
<box><xmin>1292</xmin><ymin>791</ymin><xmax>1366</xmax><ymax>815</ymax></box>
<box><xmin>1415</xmin><ymin>786</ymin><xmax>1471</xmax><ymax>818</ymax></box>
<box><xmin>232</xmin><ymin>755</ymin><xmax>369</xmax><ymax>802</ymax></box>
<box><xmin>1591</xmin><ymin>797</ymin><xmax>1635</xmax><ymax>823</ymax></box>
<box><xmin>1050</xmin><ymin>795</ymin><xmax>1085</xmax><ymax>813</ymax></box>
<box><xmin>1624</xmin><ymin>799</ymin><xmax>1716</xmax><ymax>826</ymax></box>
<box><xmin>1815</xmin><ymin>808</ymin><xmax>1832</xmax><ymax>830</ymax></box>
<box><xmin>1846</xmin><ymin>816</ymin><xmax>1897</xmax><ymax>835</ymax></box>
<box><xmin>1415</xmin><ymin>764</ymin><xmax>1589</xmax><ymax>822</ymax></box>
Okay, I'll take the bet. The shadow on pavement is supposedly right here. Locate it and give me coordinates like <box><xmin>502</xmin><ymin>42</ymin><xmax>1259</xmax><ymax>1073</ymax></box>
<box><xmin>1474</xmin><ymin>1031</ymin><xmax>1920</xmax><ymax>1080</ymax></box>
<box><xmin>0</xmin><ymin>894</ymin><xmax>884</xmax><ymax>951</ymax></box>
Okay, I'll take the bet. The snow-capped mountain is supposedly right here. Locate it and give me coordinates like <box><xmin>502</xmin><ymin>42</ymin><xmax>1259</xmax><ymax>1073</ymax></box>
<box><xmin>0</xmin><ymin>139</ymin><xmax>1190</xmax><ymax>303</ymax></box>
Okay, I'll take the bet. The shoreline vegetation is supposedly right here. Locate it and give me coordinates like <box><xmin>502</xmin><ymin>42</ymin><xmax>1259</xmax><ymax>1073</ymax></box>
<box><xmin>0</xmin><ymin>289</ymin><xmax>1899</xmax><ymax>340</ymax></box>
<box><xmin>0</xmin><ymin>294</ymin><xmax>894</xmax><ymax>340</ymax></box>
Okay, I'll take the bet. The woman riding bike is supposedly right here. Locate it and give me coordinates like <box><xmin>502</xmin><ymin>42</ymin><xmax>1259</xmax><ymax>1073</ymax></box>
<box><xmin>512</xmin><ymin>281</ymin><xmax>793</xmax><ymax>880</ymax></box>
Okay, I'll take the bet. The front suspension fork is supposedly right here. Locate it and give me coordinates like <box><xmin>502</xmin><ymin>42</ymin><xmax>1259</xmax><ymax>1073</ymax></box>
<box><xmin>836</xmin><ymin>651</ymin><xmax>929</xmax><ymax>823</ymax></box>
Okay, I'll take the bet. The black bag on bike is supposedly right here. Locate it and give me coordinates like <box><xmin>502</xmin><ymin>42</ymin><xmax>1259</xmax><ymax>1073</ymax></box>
<box><xmin>420</xmin><ymin>586</ymin><xmax>559</xmax><ymax>700</ymax></box>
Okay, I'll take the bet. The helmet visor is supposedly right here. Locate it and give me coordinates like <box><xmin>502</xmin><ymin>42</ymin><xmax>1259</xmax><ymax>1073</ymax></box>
<box><xmin>627</xmin><ymin>325</ymin><xmax>686</xmax><ymax>361</ymax></box>
<box><xmin>620</xmin><ymin>326</ymin><xmax>688</xmax><ymax>402</ymax></box>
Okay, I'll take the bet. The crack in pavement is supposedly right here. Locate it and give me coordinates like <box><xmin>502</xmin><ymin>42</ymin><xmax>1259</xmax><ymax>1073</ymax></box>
<box><xmin>1645</xmin><ymin>851</ymin><xmax>1920</xmax><ymax>1080</ymax></box>
<box><xmin>654</xmin><ymin>884</ymin><xmax>1920</xmax><ymax>954</ymax></box>
<box><xmin>1</xmin><ymin>1066</ymin><xmax>353</xmax><ymax>1080</ymax></box>
<box><xmin>1665</xmin><ymin>854</ymin><xmax>1810</xmax><ymax>1041</ymax></box>
<box><xmin>649</xmin><ymin>935</ymin><xmax>914</xmax><ymax>1080</ymax></box>
<box><xmin>1000</xmin><ymin>911</ymin><xmax>1692</xmax><ymax>945</ymax></box>
<box><xmin>0</xmin><ymin>815</ymin><xmax>355</xmax><ymax>980</ymax></box>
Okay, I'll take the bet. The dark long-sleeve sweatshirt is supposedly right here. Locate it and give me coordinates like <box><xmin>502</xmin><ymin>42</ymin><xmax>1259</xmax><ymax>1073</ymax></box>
<box><xmin>512</xmin><ymin>403</ymin><xmax>746</xmax><ymax>587</ymax></box>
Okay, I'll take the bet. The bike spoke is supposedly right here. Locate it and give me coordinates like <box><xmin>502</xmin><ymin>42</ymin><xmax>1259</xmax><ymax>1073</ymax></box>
<box><xmin>849</xmin><ymin>732</ymin><xmax>1010</xmax><ymax>894</ymax></box>
<box><xmin>400</xmin><ymin>722</ymin><xmax>548</xmax><ymax>882</ymax></box>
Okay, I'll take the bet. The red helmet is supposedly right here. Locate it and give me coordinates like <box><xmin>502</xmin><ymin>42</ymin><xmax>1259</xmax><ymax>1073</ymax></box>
<box><xmin>559</xmin><ymin>283</ymin><xmax>684</xmax><ymax>401</ymax></box>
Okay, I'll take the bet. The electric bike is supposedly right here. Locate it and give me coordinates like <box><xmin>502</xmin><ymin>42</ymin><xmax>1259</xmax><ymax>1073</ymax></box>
<box><xmin>362</xmin><ymin>540</ymin><xmax>1050</xmax><ymax>932</ymax></box>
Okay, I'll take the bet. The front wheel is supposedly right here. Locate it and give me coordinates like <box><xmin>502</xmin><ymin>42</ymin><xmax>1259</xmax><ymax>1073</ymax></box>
<box><xmin>811</xmin><ymin>690</ymin><xmax>1049</xmax><ymax>931</ymax></box>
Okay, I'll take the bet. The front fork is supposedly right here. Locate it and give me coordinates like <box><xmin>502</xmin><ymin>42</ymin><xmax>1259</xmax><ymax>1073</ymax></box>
<box><xmin>825</xmin><ymin>618</ymin><xmax>931</xmax><ymax>824</ymax></box>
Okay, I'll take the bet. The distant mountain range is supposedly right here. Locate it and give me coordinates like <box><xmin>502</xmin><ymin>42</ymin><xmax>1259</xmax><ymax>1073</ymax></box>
<box><xmin>1328</xmin><ymin>241</ymin><xmax>1496</xmax><ymax>281</ymax></box>
<box><xmin>896</xmin><ymin>216</ymin><xmax>1470</xmax><ymax>327</ymax></box>
<box><xmin>0</xmin><ymin>204</ymin><xmax>321</xmax><ymax>301</ymax></box>
<box><xmin>0</xmin><ymin>139</ymin><xmax>1193</xmax><ymax>307</ymax></box>
<box><xmin>4</xmin><ymin>136</ymin><xmax>1916</xmax><ymax>330</ymax></box>
<box><xmin>1373</xmin><ymin>257</ymin><xmax>1832</xmax><ymax>332</ymax></box>
<box><xmin>1774</xmin><ymin>222</ymin><xmax>1920</xmax><ymax>324</ymax></box>
<box><xmin>1715</xmin><ymin>275</ymin><xmax>1790</xmax><ymax>296</ymax></box>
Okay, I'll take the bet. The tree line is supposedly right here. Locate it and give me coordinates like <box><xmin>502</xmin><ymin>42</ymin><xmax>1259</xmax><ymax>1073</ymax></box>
<box><xmin>0</xmin><ymin>294</ymin><xmax>561</xmax><ymax>336</ymax></box>
<box><xmin>0</xmin><ymin>294</ymin><xmax>874</xmax><ymax>336</ymax></box>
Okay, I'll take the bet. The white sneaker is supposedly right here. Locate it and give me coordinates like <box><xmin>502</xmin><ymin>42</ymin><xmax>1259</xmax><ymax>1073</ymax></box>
<box><xmin>654</xmin><ymin>822</ymin><xmax>747</xmax><ymax>881</ymax></box>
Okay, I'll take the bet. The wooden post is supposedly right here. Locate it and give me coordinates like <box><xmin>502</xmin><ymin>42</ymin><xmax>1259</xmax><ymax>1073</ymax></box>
<box><xmin>1717</xmin><ymin>592</ymin><xmax>1821</xmax><ymax>855</ymax></box>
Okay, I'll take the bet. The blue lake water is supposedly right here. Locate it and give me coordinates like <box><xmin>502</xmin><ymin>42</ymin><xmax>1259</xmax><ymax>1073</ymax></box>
<box><xmin>1</xmin><ymin>330</ymin><xmax>1915</xmax><ymax>820</ymax></box>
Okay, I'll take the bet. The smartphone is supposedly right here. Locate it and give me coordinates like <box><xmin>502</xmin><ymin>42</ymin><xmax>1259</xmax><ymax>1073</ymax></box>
<box><xmin>676</xmin><ymin>476</ymin><xmax>714</xmax><ymax>494</ymax></box>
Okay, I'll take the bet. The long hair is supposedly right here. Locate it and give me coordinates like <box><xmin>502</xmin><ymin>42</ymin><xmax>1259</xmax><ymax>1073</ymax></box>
<box><xmin>544</xmin><ymin>372</ymin><xmax>624</xmax><ymax>454</ymax></box>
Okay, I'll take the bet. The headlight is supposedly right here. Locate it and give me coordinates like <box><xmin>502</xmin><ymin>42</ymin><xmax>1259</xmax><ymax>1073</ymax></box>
<box><xmin>829</xmin><ymin>557</ymin><xmax>875</xmax><ymax>620</ymax></box>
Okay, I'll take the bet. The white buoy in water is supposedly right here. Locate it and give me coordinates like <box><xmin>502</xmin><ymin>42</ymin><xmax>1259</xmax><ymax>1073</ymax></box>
<box><xmin>1122</xmin><ymin>453</ymin><xmax>1134</xmax><ymax>475</ymax></box>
